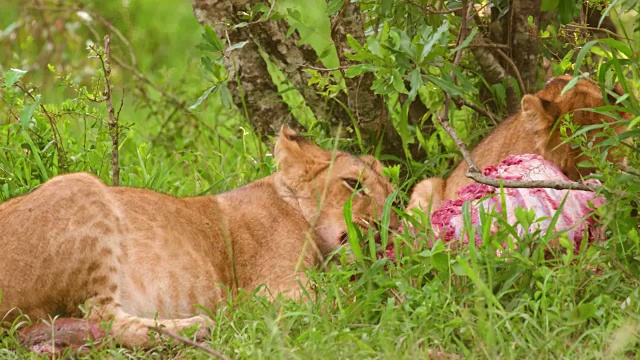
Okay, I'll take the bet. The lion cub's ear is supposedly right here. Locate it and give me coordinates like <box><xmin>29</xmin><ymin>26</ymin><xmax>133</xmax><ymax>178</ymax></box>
<box><xmin>275</xmin><ymin>125</ymin><xmax>328</xmax><ymax>180</ymax></box>
<box><xmin>359</xmin><ymin>155</ymin><xmax>383</xmax><ymax>174</ymax></box>
<box><xmin>521</xmin><ymin>94</ymin><xmax>559</xmax><ymax>129</ymax></box>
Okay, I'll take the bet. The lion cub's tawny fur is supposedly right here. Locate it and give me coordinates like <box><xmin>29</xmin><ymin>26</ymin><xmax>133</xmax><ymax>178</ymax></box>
<box><xmin>408</xmin><ymin>75</ymin><xmax>627</xmax><ymax>212</ymax></box>
<box><xmin>0</xmin><ymin>126</ymin><xmax>395</xmax><ymax>348</ymax></box>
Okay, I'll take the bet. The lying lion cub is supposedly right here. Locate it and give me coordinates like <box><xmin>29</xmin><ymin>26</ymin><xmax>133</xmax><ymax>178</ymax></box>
<box><xmin>0</xmin><ymin>126</ymin><xmax>396</xmax><ymax>348</ymax></box>
<box><xmin>409</xmin><ymin>75</ymin><xmax>627</xmax><ymax>212</ymax></box>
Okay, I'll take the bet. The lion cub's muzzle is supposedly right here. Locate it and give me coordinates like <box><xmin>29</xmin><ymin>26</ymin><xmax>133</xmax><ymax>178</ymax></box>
<box><xmin>339</xmin><ymin>217</ymin><xmax>396</xmax><ymax>254</ymax></box>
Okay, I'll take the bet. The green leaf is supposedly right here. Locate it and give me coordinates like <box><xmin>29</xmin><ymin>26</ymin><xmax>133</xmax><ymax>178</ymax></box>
<box><xmin>408</xmin><ymin>69</ymin><xmax>422</xmax><ymax>101</ymax></box>
<box><xmin>541</xmin><ymin>0</ymin><xmax>559</xmax><ymax>12</ymax></box>
<box><xmin>345</xmin><ymin>64</ymin><xmax>379</xmax><ymax>78</ymax></box>
<box><xmin>573</xmin><ymin>41</ymin><xmax>598</xmax><ymax>76</ymax></box>
<box><xmin>189</xmin><ymin>85</ymin><xmax>217</xmax><ymax>110</ymax></box>
<box><xmin>514</xmin><ymin>207</ymin><xmax>535</xmax><ymax>230</ymax></box>
<box><xmin>326</xmin><ymin>0</ymin><xmax>345</xmax><ymax>15</ymax></box>
<box><xmin>559</xmin><ymin>49</ymin><xmax>575</xmax><ymax>72</ymax></box>
<box><xmin>343</xmin><ymin>197</ymin><xmax>363</xmax><ymax>260</ymax></box>
<box><xmin>390</xmin><ymin>69</ymin><xmax>407</xmax><ymax>94</ymax></box>
<box><xmin>431</xmin><ymin>251</ymin><xmax>449</xmax><ymax>273</ymax></box>
<box><xmin>366</xmin><ymin>37</ymin><xmax>384</xmax><ymax>58</ymax></box>
<box><xmin>425</xmin><ymin>75</ymin><xmax>463</xmax><ymax>96</ymax></box>
<box><xmin>219</xmin><ymin>84</ymin><xmax>233</xmax><ymax>109</ymax></box>
<box><xmin>226</xmin><ymin>40</ymin><xmax>249</xmax><ymax>53</ymax></box>
<box><xmin>560</xmin><ymin>73</ymin><xmax>587</xmax><ymax>96</ymax></box>
<box><xmin>380</xmin><ymin>0</ymin><xmax>393</xmax><ymax>14</ymax></box>
<box><xmin>378</xmin><ymin>191</ymin><xmax>397</xmax><ymax>248</ymax></box>
<box><xmin>20</xmin><ymin>94</ymin><xmax>40</xmax><ymax>130</ymax></box>
<box><xmin>21</xmin><ymin>129</ymin><xmax>48</xmax><ymax>180</ymax></box>
<box><xmin>558</xmin><ymin>0</ymin><xmax>576</xmax><ymax>24</ymax></box>
<box><xmin>232</xmin><ymin>22</ymin><xmax>248</xmax><ymax>29</ymax></box>
<box><xmin>5</xmin><ymin>68</ymin><xmax>27</xmax><ymax>90</ymax></box>
<box><xmin>202</xmin><ymin>25</ymin><xmax>223</xmax><ymax>53</ymax></box>
<box><xmin>371</xmin><ymin>76</ymin><xmax>393</xmax><ymax>95</ymax></box>
<box><xmin>421</xmin><ymin>21</ymin><xmax>449</xmax><ymax>59</ymax></box>
<box><xmin>570</xmin><ymin>302</ymin><xmax>597</xmax><ymax>323</ymax></box>
<box><xmin>345</xmin><ymin>34</ymin><xmax>363</xmax><ymax>52</ymax></box>
<box><xmin>451</xmin><ymin>27</ymin><xmax>478</xmax><ymax>54</ymax></box>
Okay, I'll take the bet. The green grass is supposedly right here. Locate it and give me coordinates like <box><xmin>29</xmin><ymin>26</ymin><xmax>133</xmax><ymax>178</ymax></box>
<box><xmin>1</xmin><ymin>0</ymin><xmax>640</xmax><ymax>358</ymax></box>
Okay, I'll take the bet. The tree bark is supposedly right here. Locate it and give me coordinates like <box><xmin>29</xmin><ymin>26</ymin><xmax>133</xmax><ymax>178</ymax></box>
<box><xmin>510</xmin><ymin>0</ymin><xmax>541</xmax><ymax>93</ymax></box>
<box><xmin>192</xmin><ymin>0</ymin><xmax>312</xmax><ymax>138</ymax></box>
<box><xmin>329</xmin><ymin>1</ymin><xmax>405</xmax><ymax>159</ymax></box>
<box><xmin>472</xmin><ymin>0</ymin><xmax>541</xmax><ymax>115</ymax></box>
<box><xmin>192</xmin><ymin>0</ymin><xmax>408</xmax><ymax>160</ymax></box>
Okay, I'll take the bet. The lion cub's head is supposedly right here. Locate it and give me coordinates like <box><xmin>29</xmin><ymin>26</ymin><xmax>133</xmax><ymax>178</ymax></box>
<box><xmin>521</xmin><ymin>75</ymin><xmax>628</xmax><ymax>180</ymax></box>
<box><xmin>274</xmin><ymin>126</ymin><xmax>396</xmax><ymax>256</ymax></box>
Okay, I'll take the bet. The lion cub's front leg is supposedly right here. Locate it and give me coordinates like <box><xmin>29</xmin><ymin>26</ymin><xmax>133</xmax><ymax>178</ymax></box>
<box><xmin>407</xmin><ymin>178</ymin><xmax>446</xmax><ymax>214</ymax></box>
<box><xmin>91</xmin><ymin>306</ymin><xmax>211</xmax><ymax>348</ymax></box>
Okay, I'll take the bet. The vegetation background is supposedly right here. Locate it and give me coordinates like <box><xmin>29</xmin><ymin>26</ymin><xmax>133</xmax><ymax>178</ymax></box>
<box><xmin>0</xmin><ymin>0</ymin><xmax>639</xmax><ymax>358</ymax></box>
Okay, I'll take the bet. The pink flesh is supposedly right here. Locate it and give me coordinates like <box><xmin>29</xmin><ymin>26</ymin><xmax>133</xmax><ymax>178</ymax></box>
<box><xmin>427</xmin><ymin>154</ymin><xmax>604</xmax><ymax>252</ymax></box>
<box><xmin>19</xmin><ymin>318</ymin><xmax>105</xmax><ymax>355</ymax></box>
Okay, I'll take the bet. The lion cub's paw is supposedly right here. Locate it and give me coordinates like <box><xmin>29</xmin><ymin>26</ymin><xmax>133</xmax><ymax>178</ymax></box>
<box><xmin>160</xmin><ymin>315</ymin><xmax>213</xmax><ymax>341</ymax></box>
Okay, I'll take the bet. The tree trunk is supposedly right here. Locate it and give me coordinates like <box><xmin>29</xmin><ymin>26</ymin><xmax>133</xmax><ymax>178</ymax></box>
<box><xmin>192</xmin><ymin>0</ymin><xmax>310</xmax><ymax>138</ymax></box>
<box><xmin>192</xmin><ymin>0</ymin><xmax>408</xmax><ymax>160</ymax></box>
<box><xmin>473</xmin><ymin>0</ymin><xmax>542</xmax><ymax>115</ymax></box>
<box><xmin>329</xmin><ymin>1</ymin><xmax>405</xmax><ymax>159</ymax></box>
<box><xmin>510</xmin><ymin>0</ymin><xmax>541</xmax><ymax>93</ymax></box>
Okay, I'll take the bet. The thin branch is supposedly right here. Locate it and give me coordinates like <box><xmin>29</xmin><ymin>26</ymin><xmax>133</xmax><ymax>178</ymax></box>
<box><xmin>62</xmin><ymin>6</ymin><xmax>211</xmax><ymax>135</ymax></box>
<box><xmin>97</xmin><ymin>35</ymin><xmax>119</xmax><ymax>186</ymax></box>
<box><xmin>405</xmin><ymin>0</ymin><xmax>458</xmax><ymax>14</ymax></box>
<box><xmin>465</xmin><ymin>43</ymin><xmax>510</xmax><ymax>49</ymax></box>
<box><xmin>151</xmin><ymin>326</ymin><xmax>231</xmax><ymax>360</ymax></box>
<box><xmin>452</xmin><ymin>96</ymin><xmax>498</xmax><ymax>124</ymax></box>
<box><xmin>465</xmin><ymin>172</ymin><xmax>598</xmax><ymax>192</ymax></box>
<box><xmin>563</xmin><ymin>23</ymin><xmax>629</xmax><ymax>40</ymax></box>
<box><xmin>436</xmin><ymin>109</ymin><xmax>479</xmax><ymax>173</ymax></box>
<box><xmin>494</xmin><ymin>48</ymin><xmax>526</xmax><ymax>95</ymax></box>
<box><xmin>300</xmin><ymin>64</ymin><xmax>349</xmax><ymax>72</ymax></box>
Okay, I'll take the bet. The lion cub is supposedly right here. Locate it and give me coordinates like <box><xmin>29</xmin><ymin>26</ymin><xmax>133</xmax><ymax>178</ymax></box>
<box><xmin>0</xmin><ymin>126</ymin><xmax>396</xmax><ymax>348</ymax></box>
<box><xmin>409</xmin><ymin>75</ymin><xmax>627</xmax><ymax>212</ymax></box>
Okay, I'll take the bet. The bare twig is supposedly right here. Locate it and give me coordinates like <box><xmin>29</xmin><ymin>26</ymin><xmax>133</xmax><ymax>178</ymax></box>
<box><xmin>300</xmin><ymin>64</ymin><xmax>349</xmax><ymax>72</ymax></box>
<box><xmin>452</xmin><ymin>96</ymin><xmax>498</xmax><ymax>124</ymax></box>
<box><xmin>563</xmin><ymin>23</ymin><xmax>629</xmax><ymax>40</ymax></box>
<box><xmin>151</xmin><ymin>326</ymin><xmax>231</xmax><ymax>360</ymax></box>
<box><xmin>465</xmin><ymin>172</ymin><xmax>598</xmax><ymax>191</ymax></box>
<box><xmin>436</xmin><ymin>111</ymin><xmax>480</xmax><ymax>172</ymax></box>
<box><xmin>405</xmin><ymin>0</ymin><xmax>458</xmax><ymax>14</ymax></box>
<box><xmin>465</xmin><ymin>43</ymin><xmax>510</xmax><ymax>49</ymax></box>
<box><xmin>494</xmin><ymin>48</ymin><xmax>526</xmax><ymax>95</ymax></box>
<box><xmin>97</xmin><ymin>35</ymin><xmax>119</xmax><ymax>186</ymax></box>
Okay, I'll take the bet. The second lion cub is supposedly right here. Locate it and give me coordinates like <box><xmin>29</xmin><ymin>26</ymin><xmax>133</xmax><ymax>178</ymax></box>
<box><xmin>409</xmin><ymin>75</ymin><xmax>627</xmax><ymax>212</ymax></box>
<box><xmin>0</xmin><ymin>126</ymin><xmax>396</xmax><ymax>348</ymax></box>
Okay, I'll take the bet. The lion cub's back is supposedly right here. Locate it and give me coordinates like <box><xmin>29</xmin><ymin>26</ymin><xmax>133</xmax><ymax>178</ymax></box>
<box><xmin>108</xmin><ymin>186</ymin><xmax>231</xmax><ymax>318</ymax></box>
<box><xmin>0</xmin><ymin>173</ymin><xmax>126</xmax><ymax>320</ymax></box>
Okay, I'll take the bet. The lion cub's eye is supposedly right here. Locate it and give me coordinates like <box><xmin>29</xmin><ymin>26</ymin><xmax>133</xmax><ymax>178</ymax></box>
<box><xmin>343</xmin><ymin>178</ymin><xmax>363</xmax><ymax>192</ymax></box>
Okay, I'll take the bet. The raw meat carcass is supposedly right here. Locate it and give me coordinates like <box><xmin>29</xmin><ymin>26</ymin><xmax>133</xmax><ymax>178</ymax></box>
<box><xmin>427</xmin><ymin>154</ymin><xmax>604</xmax><ymax>252</ymax></box>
